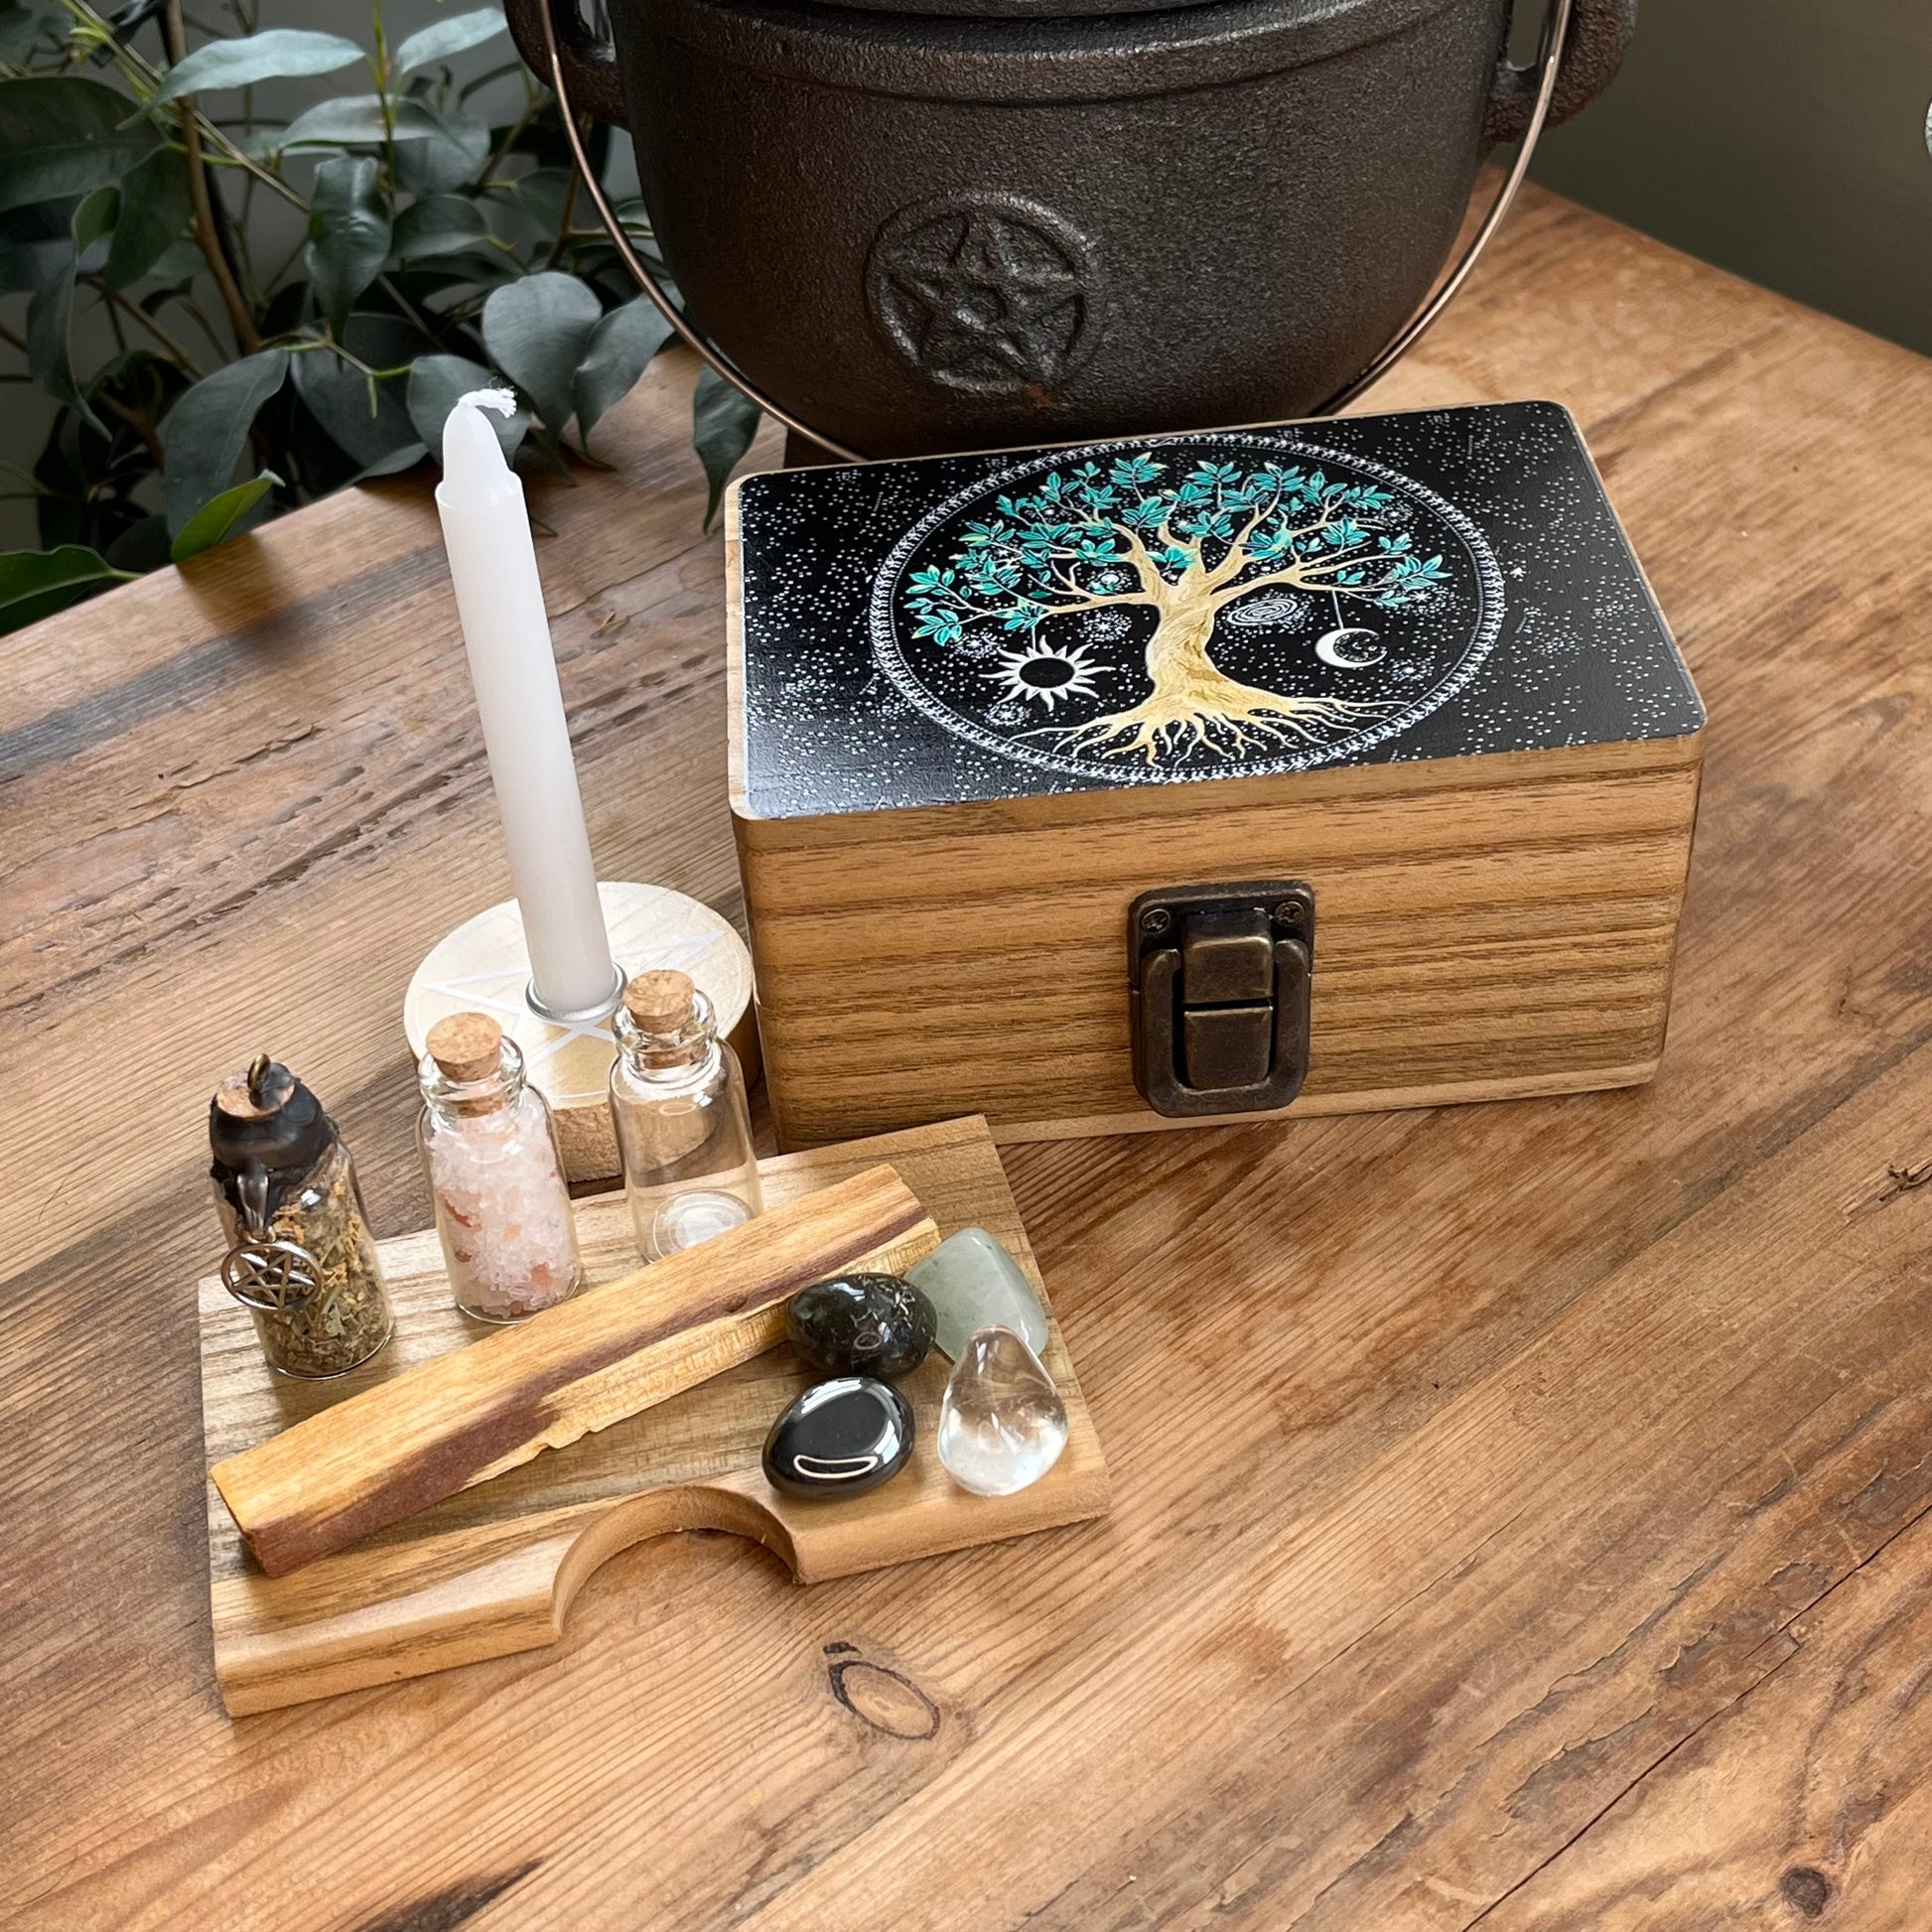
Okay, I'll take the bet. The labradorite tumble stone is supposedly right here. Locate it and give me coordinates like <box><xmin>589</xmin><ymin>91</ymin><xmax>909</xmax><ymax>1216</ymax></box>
<box><xmin>762</xmin><ymin>1376</ymin><xmax>915</xmax><ymax>1498</ymax></box>
<box><xmin>785</xmin><ymin>1273</ymin><xmax>936</xmax><ymax>1379</ymax></box>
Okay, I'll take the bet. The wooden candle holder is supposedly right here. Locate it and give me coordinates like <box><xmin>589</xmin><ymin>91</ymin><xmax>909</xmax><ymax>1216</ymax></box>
<box><xmin>404</xmin><ymin>881</ymin><xmax>757</xmax><ymax>1182</ymax></box>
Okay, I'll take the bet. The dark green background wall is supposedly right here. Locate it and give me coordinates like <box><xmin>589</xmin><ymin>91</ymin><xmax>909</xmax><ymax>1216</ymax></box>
<box><xmin>1531</xmin><ymin>0</ymin><xmax>1932</xmax><ymax>355</ymax></box>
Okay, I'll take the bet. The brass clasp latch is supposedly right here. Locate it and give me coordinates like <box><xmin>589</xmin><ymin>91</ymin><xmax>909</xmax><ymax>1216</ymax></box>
<box><xmin>1128</xmin><ymin>881</ymin><xmax>1313</xmax><ymax>1118</ymax></box>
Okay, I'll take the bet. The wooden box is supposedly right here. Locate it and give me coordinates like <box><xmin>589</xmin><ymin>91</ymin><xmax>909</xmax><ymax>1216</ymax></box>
<box><xmin>726</xmin><ymin>402</ymin><xmax>1705</xmax><ymax>1147</ymax></box>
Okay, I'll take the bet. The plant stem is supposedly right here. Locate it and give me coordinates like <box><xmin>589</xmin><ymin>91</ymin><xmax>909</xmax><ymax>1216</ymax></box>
<box><xmin>94</xmin><ymin>390</ymin><xmax>168</xmax><ymax>467</ymax></box>
<box><xmin>63</xmin><ymin>0</ymin><xmax>309</xmax><ymax>212</ymax></box>
<box><xmin>163</xmin><ymin>0</ymin><xmax>262</xmax><ymax>354</ymax></box>
<box><xmin>471</xmin><ymin>77</ymin><xmax>541</xmax><ymax>196</ymax></box>
<box><xmin>543</xmin><ymin>165</ymin><xmax>581</xmax><ymax>270</ymax></box>
<box><xmin>368</xmin><ymin>0</ymin><xmax>403</xmax><ymax>249</ymax></box>
<box><xmin>104</xmin><ymin>288</ymin><xmax>205</xmax><ymax>377</ymax></box>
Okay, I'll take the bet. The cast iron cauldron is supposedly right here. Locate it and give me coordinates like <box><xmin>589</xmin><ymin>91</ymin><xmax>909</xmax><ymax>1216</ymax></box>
<box><xmin>507</xmin><ymin>0</ymin><xmax>1634</xmax><ymax>457</ymax></box>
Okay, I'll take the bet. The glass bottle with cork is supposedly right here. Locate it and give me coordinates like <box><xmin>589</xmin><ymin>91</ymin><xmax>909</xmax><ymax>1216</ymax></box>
<box><xmin>609</xmin><ymin>969</ymin><xmax>762</xmax><ymax>1260</ymax></box>
<box><xmin>418</xmin><ymin>1011</ymin><xmax>583</xmax><ymax>1321</ymax></box>
<box><xmin>208</xmin><ymin>1055</ymin><xmax>393</xmax><ymax>1378</ymax></box>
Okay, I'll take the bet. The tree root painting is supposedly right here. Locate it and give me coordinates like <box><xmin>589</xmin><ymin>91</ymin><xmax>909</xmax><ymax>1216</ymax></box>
<box><xmin>901</xmin><ymin>451</ymin><xmax>1451</xmax><ymax>766</ymax></box>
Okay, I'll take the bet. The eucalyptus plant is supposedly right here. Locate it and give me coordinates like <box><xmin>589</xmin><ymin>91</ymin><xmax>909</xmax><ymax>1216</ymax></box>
<box><xmin>0</xmin><ymin>0</ymin><xmax>761</xmax><ymax>633</ymax></box>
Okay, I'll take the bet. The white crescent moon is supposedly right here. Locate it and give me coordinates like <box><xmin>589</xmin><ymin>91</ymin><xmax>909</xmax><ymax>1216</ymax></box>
<box><xmin>1313</xmin><ymin>626</ymin><xmax>1385</xmax><ymax>669</ymax></box>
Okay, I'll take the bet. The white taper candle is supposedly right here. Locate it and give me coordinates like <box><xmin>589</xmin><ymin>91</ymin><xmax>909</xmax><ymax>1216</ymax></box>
<box><xmin>436</xmin><ymin>390</ymin><xmax>617</xmax><ymax>1018</ymax></box>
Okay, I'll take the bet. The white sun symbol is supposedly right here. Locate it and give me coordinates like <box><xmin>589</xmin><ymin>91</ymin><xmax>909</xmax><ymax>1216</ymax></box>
<box><xmin>985</xmin><ymin>640</ymin><xmax>1110</xmax><ymax>712</ymax></box>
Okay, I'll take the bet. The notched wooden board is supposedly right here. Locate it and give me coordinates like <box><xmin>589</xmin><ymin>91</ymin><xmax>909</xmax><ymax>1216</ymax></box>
<box><xmin>198</xmin><ymin>1116</ymin><xmax>1110</xmax><ymax>1716</ymax></box>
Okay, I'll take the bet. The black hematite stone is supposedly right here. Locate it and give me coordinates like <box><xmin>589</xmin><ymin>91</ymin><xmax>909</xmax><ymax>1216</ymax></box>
<box><xmin>785</xmin><ymin>1273</ymin><xmax>936</xmax><ymax>1379</ymax></box>
<box><xmin>762</xmin><ymin>1377</ymin><xmax>915</xmax><ymax>1499</ymax></box>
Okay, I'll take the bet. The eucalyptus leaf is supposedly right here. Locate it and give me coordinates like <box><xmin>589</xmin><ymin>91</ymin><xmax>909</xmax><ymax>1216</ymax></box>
<box><xmin>0</xmin><ymin>544</ymin><xmax>132</xmax><ymax>635</ymax></box>
<box><xmin>293</xmin><ymin>316</ymin><xmax>430</xmax><ymax>467</ymax></box>
<box><xmin>27</xmin><ymin>262</ymin><xmax>102</xmax><ymax>433</ymax></box>
<box><xmin>692</xmin><ymin>366</ymin><xmax>761</xmax><ymax>528</ymax></box>
<box><xmin>408</xmin><ymin>353</ymin><xmax>527</xmax><ymax>461</ymax></box>
<box><xmin>458</xmin><ymin>59</ymin><xmax>524</xmax><ymax>105</ymax></box>
<box><xmin>509</xmin><ymin>166</ymin><xmax>574</xmax><ymax>237</ymax></box>
<box><xmin>0</xmin><ymin>198</ymin><xmax>74</xmax><ymax>293</ymax></box>
<box><xmin>395</xmin><ymin>248</ymin><xmax>520</xmax><ymax>295</ymax></box>
<box><xmin>104</xmin><ymin>512</ymin><xmax>173</xmax><ymax>573</ymax></box>
<box><xmin>281</xmin><ymin>94</ymin><xmax>442</xmax><ymax>148</ymax></box>
<box><xmin>161</xmin><ymin>348</ymin><xmax>289</xmax><ymax>536</ymax></box>
<box><xmin>0</xmin><ymin>6</ymin><xmax>64</xmax><ymax>59</ymax></box>
<box><xmin>171</xmin><ymin>470</ymin><xmax>281</xmax><ymax>562</ymax></box>
<box><xmin>143</xmin><ymin>236</ymin><xmax>204</xmax><ymax>287</ymax></box>
<box><xmin>306</xmin><ymin>155</ymin><xmax>390</xmax><ymax>335</ymax></box>
<box><xmin>390</xmin><ymin>194</ymin><xmax>487</xmax><ymax>261</ymax></box>
<box><xmin>71</xmin><ymin>182</ymin><xmax>115</xmax><ymax>262</ymax></box>
<box><xmin>482</xmin><ymin>271</ymin><xmax>602</xmax><ymax>431</ymax></box>
<box><xmin>0</xmin><ymin>77</ymin><xmax>157</xmax><ymax>215</ymax></box>
<box><xmin>395</xmin><ymin>8</ymin><xmax>506</xmax><ymax>75</ymax></box>
<box><xmin>573</xmin><ymin>297</ymin><xmax>673</xmax><ymax>444</ymax></box>
<box><xmin>149</xmin><ymin>28</ymin><xmax>365</xmax><ymax>103</ymax></box>
<box><xmin>104</xmin><ymin>146</ymin><xmax>192</xmax><ymax>289</ymax></box>
<box><xmin>393</xmin><ymin>107</ymin><xmax>490</xmax><ymax>197</ymax></box>
<box><xmin>354</xmin><ymin>441</ymin><xmax>429</xmax><ymax>480</ymax></box>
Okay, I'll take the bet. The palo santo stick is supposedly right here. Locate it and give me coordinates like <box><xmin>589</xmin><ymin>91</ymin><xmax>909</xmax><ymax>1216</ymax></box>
<box><xmin>212</xmin><ymin>1164</ymin><xmax>937</xmax><ymax>1577</ymax></box>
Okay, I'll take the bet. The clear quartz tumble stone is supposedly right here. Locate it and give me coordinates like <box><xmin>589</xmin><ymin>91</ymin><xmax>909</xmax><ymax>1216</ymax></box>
<box><xmin>937</xmin><ymin>1324</ymin><xmax>1068</xmax><ymax>1498</ymax></box>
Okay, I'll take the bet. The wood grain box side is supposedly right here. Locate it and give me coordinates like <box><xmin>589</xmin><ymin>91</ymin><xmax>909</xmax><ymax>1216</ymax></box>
<box><xmin>730</xmin><ymin>728</ymin><xmax>1704</xmax><ymax>1148</ymax></box>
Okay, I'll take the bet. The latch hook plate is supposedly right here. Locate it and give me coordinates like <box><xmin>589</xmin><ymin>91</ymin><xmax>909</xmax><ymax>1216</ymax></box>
<box><xmin>1129</xmin><ymin>881</ymin><xmax>1314</xmax><ymax>1118</ymax></box>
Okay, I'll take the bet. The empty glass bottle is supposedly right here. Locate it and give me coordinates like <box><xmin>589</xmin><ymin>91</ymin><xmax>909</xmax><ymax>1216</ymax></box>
<box><xmin>609</xmin><ymin>969</ymin><xmax>761</xmax><ymax>1260</ymax></box>
<box><xmin>208</xmin><ymin>1055</ymin><xmax>392</xmax><ymax>1379</ymax></box>
<box><xmin>418</xmin><ymin>1012</ymin><xmax>582</xmax><ymax>1321</ymax></box>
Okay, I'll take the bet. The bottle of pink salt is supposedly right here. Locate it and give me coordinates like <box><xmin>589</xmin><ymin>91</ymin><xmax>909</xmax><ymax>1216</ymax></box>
<box><xmin>417</xmin><ymin>1011</ymin><xmax>583</xmax><ymax>1321</ymax></box>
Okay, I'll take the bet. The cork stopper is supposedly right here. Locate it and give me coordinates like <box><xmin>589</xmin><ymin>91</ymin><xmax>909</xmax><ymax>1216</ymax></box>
<box><xmin>426</xmin><ymin>1011</ymin><xmax>504</xmax><ymax>1083</ymax></box>
<box><xmin>214</xmin><ymin>1052</ymin><xmax>294</xmax><ymax>1121</ymax></box>
<box><xmin>623</xmin><ymin>970</ymin><xmax>696</xmax><ymax>1035</ymax></box>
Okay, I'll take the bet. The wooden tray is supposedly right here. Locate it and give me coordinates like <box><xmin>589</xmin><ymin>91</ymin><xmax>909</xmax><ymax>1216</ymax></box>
<box><xmin>199</xmin><ymin>1116</ymin><xmax>1109</xmax><ymax>1716</ymax></box>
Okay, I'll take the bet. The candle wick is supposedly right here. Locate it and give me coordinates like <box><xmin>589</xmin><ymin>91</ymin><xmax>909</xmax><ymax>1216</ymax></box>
<box><xmin>460</xmin><ymin>387</ymin><xmax>519</xmax><ymax>419</ymax></box>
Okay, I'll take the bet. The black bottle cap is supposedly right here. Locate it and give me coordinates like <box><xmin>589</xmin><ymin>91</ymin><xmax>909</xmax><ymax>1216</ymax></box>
<box><xmin>208</xmin><ymin>1054</ymin><xmax>335</xmax><ymax>1175</ymax></box>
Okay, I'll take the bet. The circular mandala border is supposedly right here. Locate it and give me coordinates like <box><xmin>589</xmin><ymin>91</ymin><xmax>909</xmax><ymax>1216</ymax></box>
<box><xmin>867</xmin><ymin>432</ymin><xmax>1508</xmax><ymax>786</ymax></box>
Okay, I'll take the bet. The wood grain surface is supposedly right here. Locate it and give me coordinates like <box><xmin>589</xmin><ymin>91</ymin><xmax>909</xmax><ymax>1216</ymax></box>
<box><xmin>7</xmin><ymin>185</ymin><xmax>1932</xmax><ymax>1929</ymax></box>
<box><xmin>202</xmin><ymin>1118</ymin><xmax>1107</xmax><ymax>1715</ymax></box>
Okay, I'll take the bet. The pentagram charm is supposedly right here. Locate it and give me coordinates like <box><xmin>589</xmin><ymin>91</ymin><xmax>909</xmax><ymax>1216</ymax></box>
<box><xmin>221</xmin><ymin>1236</ymin><xmax>327</xmax><ymax>1313</ymax></box>
<box><xmin>866</xmin><ymin>194</ymin><xmax>1102</xmax><ymax>397</ymax></box>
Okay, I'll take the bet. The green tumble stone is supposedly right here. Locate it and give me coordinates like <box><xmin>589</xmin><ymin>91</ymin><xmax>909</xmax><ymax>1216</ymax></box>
<box><xmin>906</xmin><ymin>1227</ymin><xmax>1050</xmax><ymax>1361</ymax></box>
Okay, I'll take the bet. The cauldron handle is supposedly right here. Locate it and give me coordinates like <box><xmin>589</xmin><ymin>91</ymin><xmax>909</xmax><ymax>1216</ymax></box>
<box><xmin>1319</xmin><ymin>0</ymin><xmax>1578</xmax><ymax>411</ymax></box>
<box><xmin>1486</xmin><ymin>0</ymin><xmax>1635</xmax><ymax>144</ymax></box>
<box><xmin>504</xmin><ymin>0</ymin><xmax>628</xmax><ymax>127</ymax></box>
<box><xmin>519</xmin><ymin>0</ymin><xmax>1590</xmax><ymax>453</ymax></box>
<box><xmin>511</xmin><ymin>0</ymin><xmax>869</xmax><ymax>458</ymax></box>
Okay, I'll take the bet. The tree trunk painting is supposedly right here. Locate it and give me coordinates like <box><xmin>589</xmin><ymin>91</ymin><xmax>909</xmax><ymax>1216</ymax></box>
<box><xmin>900</xmin><ymin>452</ymin><xmax>1452</xmax><ymax>765</ymax></box>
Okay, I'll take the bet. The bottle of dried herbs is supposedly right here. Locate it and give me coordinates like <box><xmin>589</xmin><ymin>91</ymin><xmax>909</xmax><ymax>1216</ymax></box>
<box><xmin>208</xmin><ymin>1055</ymin><xmax>393</xmax><ymax>1378</ymax></box>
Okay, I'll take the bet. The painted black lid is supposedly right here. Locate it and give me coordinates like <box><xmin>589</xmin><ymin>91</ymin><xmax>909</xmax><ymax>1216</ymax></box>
<box><xmin>208</xmin><ymin>1056</ymin><xmax>335</xmax><ymax>1176</ymax></box>
<box><xmin>730</xmin><ymin>400</ymin><xmax>1705</xmax><ymax>821</ymax></box>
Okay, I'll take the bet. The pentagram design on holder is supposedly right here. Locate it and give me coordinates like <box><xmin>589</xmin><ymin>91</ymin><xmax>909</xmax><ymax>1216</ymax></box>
<box><xmin>221</xmin><ymin>1235</ymin><xmax>328</xmax><ymax>1313</ymax></box>
<box><xmin>866</xmin><ymin>194</ymin><xmax>1102</xmax><ymax>396</ymax></box>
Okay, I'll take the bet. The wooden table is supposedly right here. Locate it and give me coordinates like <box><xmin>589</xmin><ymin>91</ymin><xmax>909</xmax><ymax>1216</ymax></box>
<box><xmin>7</xmin><ymin>185</ymin><xmax>1932</xmax><ymax>1929</ymax></box>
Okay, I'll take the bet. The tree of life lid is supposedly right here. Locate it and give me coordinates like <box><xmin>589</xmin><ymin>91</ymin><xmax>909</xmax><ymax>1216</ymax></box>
<box><xmin>731</xmin><ymin>402</ymin><xmax>1706</xmax><ymax>821</ymax></box>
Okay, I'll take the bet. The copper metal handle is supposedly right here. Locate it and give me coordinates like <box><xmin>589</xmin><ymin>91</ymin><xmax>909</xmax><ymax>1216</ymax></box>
<box><xmin>516</xmin><ymin>0</ymin><xmax>1586</xmax><ymax>456</ymax></box>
